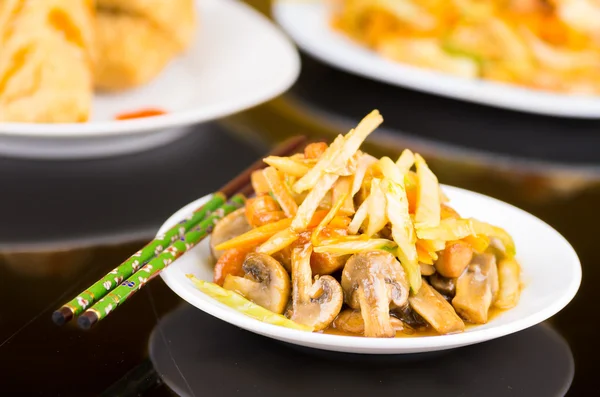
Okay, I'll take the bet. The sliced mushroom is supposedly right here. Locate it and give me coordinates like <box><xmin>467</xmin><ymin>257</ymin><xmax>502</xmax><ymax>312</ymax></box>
<box><xmin>222</xmin><ymin>253</ymin><xmax>290</xmax><ymax>314</ymax></box>
<box><xmin>429</xmin><ymin>273</ymin><xmax>456</xmax><ymax>298</ymax></box>
<box><xmin>393</xmin><ymin>304</ymin><xmax>428</xmax><ymax>329</ymax></box>
<box><xmin>333</xmin><ymin>309</ymin><xmax>404</xmax><ymax>335</ymax></box>
<box><xmin>475</xmin><ymin>253</ymin><xmax>499</xmax><ymax>300</ymax></box>
<box><xmin>210</xmin><ymin>207</ymin><xmax>252</xmax><ymax>260</ymax></box>
<box><xmin>288</xmin><ymin>245</ymin><xmax>343</xmax><ymax>331</ymax></box>
<box><xmin>341</xmin><ymin>250</ymin><xmax>409</xmax><ymax>338</ymax></box>
<box><xmin>420</xmin><ymin>263</ymin><xmax>436</xmax><ymax>276</ymax></box>
<box><xmin>452</xmin><ymin>253</ymin><xmax>498</xmax><ymax>324</ymax></box>
<box><xmin>434</xmin><ymin>240</ymin><xmax>473</xmax><ymax>278</ymax></box>
<box><xmin>409</xmin><ymin>280</ymin><xmax>465</xmax><ymax>335</ymax></box>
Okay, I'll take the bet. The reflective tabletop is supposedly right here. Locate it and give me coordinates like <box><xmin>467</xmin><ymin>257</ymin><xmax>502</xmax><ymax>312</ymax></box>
<box><xmin>1</xmin><ymin>2</ymin><xmax>598</xmax><ymax>396</ymax></box>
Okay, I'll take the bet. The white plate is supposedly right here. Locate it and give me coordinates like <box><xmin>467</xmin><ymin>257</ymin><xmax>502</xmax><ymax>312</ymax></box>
<box><xmin>273</xmin><ymin>1</ymin><xmax>600</xmax><ymax>118</ymax></box>
<box><xmin>159</xmin><ymin>186</ymin><xmax>581</xmax><ymax>354</ymax></box>
<box><xmin>0</xmin><ymin>0</ymin><xmax>300</xmax><ymax>159</ymax></box>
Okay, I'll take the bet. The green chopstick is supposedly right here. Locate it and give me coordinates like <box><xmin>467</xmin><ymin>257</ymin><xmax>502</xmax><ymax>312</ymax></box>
<box><xmin>51</xmin><ymin>135</ymin><xmax>306</xmax><ymax>327</ymax></box>
<box><xmin>52</xmin><ymin>193</ymin><xmax>227</xmax><ymax>325</ymax></box>
<box><xmin>77</xmin><ymin>196</ymin><xmax>246</xmax><ymax>329</ymax></box>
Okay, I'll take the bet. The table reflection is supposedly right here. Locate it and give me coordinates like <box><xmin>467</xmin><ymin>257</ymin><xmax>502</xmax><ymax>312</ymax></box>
<box><xmin>149</xmin><ymin>304</ymin><xmax>574</xmax><ymax>397</ymax></box>
<box><xmin>0</xmin><ymin>122</ymin><xmax>264</xmax><ymax>252</ymax></box>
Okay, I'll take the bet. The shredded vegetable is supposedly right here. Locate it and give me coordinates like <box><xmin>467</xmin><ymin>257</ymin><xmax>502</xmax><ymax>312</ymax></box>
<box><xmin>383</xmin><ymin>179</ymin><xmax>421</xmax><ymax>292</ymax></box>
<box><xmin>366</xmin><ymin>178</ymin><xmax>387</xmax><ymax>237</ymax></box>
<box><xmin>416</xmin><ymin>218</ymin><xmax>476</xmax><ymax>241</ymax></box>
<box><xmin>331</xmin><ymin>0</ymin><xmax>600</xmax><ymax>94</ymax></box>
<box><xmin>208</xmin><ymin>110</ymin><xmax>521</xmax><ymax>338</ymax></box>
<box><xmin>188</xmin><ymin>276</ymin><xmax>313</xmax><ymax>331</ymax></box>
<box><xmin>264</xmin><ymin>156</ymin><xmax>311</xmax><ymax>177</ymax></box>
<box><xmin>313</xmin><ymin>238</ymin><xmax>397</xmax><ymax>256</ymax></box>
<box><xmin>257</xmin><ymin>228</ymin><xmax>299</xmax><ymax>255</ymax></box>
<box><xmin>414</xmin><ymin>154</ymin><xmax>441</xmax><ymax>229</ymax></box>
<box><xmin>215</xmin><ymin>218</ymin><xmax>292</xmax><ymax>251</ymax></box>
<box><xmin>312</xmin><ymin>192</ymin><xmax>348</xmax><ymax>246</ymax></box>
<box><xmin>263</xmin><ymin>167</ymin><xmax>298</xmax><ymax>218</ymax></box>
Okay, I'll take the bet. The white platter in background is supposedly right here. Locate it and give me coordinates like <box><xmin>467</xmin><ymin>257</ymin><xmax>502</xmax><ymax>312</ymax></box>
<box><xmin>0</xmin><ymin>0</ymin><xmax>300</xmax><ymax>159</ymax></box>
<box><xmin>273</xmin><ymin>1</ymin><xmax>600</xmax><ymax>119</ymax></box>
<box><xmin>159</xmin><ymin>187</ymin><xmax>581</xmax><ymax>354</ymax></box>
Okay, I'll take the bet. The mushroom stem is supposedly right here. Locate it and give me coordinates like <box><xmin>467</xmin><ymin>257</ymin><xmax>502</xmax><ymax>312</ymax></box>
<box><xmin>357</xmin><ymin>281</ymin><xmax>394</xmax><ymax>338</ymax></box>
<box><xmin>342</xmin><ymin>251</ymin><xmax>410</xmax><ymax>338</ymax></box>
<box><xmin>289</xmin><ymin>245</ymin><xmax>343</xmax><ymax>331</ymax></box>
<box><xmin>291</xmin><ymin>244</ymin><xmax>312</xmax><ymax>304</ymax></box>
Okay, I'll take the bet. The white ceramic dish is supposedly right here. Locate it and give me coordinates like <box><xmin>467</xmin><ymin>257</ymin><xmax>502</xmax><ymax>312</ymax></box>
<box><xmin>273</xmin><ymin>1</ymin><xmax>600</xmax><ymax>119</ymax></box>
<box><xmin>0</xmin><ymin>0</ymin><xmax>300</xmax><ymax>159</ymax></box>
<box><xmin>159</xmin><ymin>186</ymin><xmax>581</xmax><ymax>354</ymax></box>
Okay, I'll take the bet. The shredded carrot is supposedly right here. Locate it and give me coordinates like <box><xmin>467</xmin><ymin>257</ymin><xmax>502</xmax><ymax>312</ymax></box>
<box><xmin>329</xmin><ymin>215</ymin><xmax>351</xmax><ymax>229</ymax></box>
<box><xmin>251</xmin><ymin>170</ymin><xmax>270</xmax><ymax>195</ymax></box>
<box><xmin>304</xmin><ymin>142</ymin><xmax>328</xmax><ymax>159</ymax></box>
<box><xmin>245</xmin><ymin>194</ymin><xmax>285</xmax><ymax>227</ymax></box>
<box><xmin>462</xmin><ymin>234</ymin><xmax>490</xmax><ymax>253</ymax></box>
<box><xmin>213</xmin><ymin>248</ymin><xmax>252</xmax><ymax>286</ymax></box>
<box><xmin>441</xmin><ymin>204</ymin><xmax>460</xmax><ymax>219</ymax></box>
<box><xmin>416</xmin><ymin>240</ymin><xmax>435</xmax><ymax>265</ymax></box>
<box><xmin>215</xmin><ymin>218</ymin><xmax>293</xmax><ymax>251</ymax></box>
<box><xmin>312</xmin><ymin>193</ymin><xmax>348</xmax><ymax>246</ymax></box>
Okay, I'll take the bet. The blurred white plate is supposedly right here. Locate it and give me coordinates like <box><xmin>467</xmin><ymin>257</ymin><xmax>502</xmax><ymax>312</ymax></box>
<box><xmin>159</xmin><ymin>187</ymin><xmax>581</xmax><ymax>354</ymax></box>
<box><xmin>273</xmin><ymin>1</ymin><xmax>600</xmax><ymax>118</ymax></box>
<box><xmin>0</xmin><ymin>0</ymin><xmax>300</xmax><ymax>159</ymax></box>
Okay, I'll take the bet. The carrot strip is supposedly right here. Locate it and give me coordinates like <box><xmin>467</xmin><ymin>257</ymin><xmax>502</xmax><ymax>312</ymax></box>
<box><xmin>416</xmin><ymin>241</ymin><xmax>434</xmax><ymax>265</ymax></box>
<box><xmin>213</xmin><ymin>248</ymin><xmax>252</xmax><ymax>286</ymax></box>
<box><xmin>215</xmin><ymin>218</ymin><xmax>293</xmax><ymax>251</ymax></box>
<box><xmin>251</xmin><ymin>170</ymin><xmax>270</xmax><ymax>195</ymax></box>
<box><xmin>312</xmin><ymin>193</ymin><xmax>348</xmax><ymax>246</ymax></box>
<box><xmin>463</xmin><ymin>234</ymin><xmax>490</xmax><ymax>253</ymax></box>
<box><xmin>304</xmin><ymin>142</ymin><xmax>328</xmax><ymax>159</ymax></box>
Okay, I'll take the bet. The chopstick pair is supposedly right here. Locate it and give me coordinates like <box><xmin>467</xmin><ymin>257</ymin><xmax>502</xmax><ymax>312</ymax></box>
<box><xmin>53</xmin><ymin>136</ymin><xmax>307</xmax><ymax>329</ymax></box>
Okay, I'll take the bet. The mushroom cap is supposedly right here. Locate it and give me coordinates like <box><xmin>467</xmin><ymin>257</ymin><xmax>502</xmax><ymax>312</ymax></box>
<box><xmin>341</xmin><ymin>250</ymin><xmax>410</xmax><ymax>337</ymax></box>
<box><xmin>290</xmin><ymin>275</ymin><xmax>343</xmax><ymax>331</ymax></box>
<box><xmin>342</xmin><ymin>250</ymin><xmax>409</xmax><ymax>309</ymax></box>
<box><xmin>210</xmin><ymin>207</ymin><xmax>252</xmax><ymax>260</ymax></box>
<box><xmin>222</xmin><ymin>252</ymin><xmax>290</xmax><ymax>314</ymax></box>
<box><xmin>429</xmin><ymin>272</ymin><xmax>456</xmax><ymax>298</ymax></box>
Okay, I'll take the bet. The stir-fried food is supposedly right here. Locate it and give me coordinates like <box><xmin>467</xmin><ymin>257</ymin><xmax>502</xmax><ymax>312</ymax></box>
<box><xmin>192</xmin><ymin>110</ymin><xmax>522</xmax><ymax>337</ymax></box>
<box><xmin>329</xmin><ymin>0</ymin><xmax>600</xmax><ymax>94</ymax></box>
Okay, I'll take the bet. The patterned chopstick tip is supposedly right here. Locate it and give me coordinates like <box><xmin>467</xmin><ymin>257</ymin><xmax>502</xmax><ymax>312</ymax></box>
<box><xmin>53</xmin><ymin>194</ymin><xmax>228</xmax><ymax>326</ymax></box>
<box><xmin>56</xmin><ymin>138</ymin><xmax>305</xmax><ymax>328</ymax></box>
<box><xmin>77</xmin><ymin>196</ymin><xmax>246</xmax><ymax>329</ymax></box>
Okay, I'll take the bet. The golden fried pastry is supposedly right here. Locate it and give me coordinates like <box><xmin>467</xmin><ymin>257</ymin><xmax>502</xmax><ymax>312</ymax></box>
<box><xmin>96</xmin><ymin>0</ymin><xmax>196</xmax><ymax>50</ymax></box>
<box><xmin>0</xmin><ymin>0</ymin><xmax>94</xmax><ymax>123</ymax></box>
<box><xmin>94</xmin><ymin>0</ymin><xmax>196</xmax><ymax>91</ymax></box>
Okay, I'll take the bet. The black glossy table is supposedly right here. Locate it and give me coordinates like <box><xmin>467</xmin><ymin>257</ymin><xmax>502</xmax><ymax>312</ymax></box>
<box><xmin>1</xmin><ymin>3</ymin><xmax>599</xmax><ymax>396</ymax></box>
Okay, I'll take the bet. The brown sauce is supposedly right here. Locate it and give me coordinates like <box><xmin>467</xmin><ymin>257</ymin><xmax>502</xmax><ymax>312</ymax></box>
<box><xmin>115</xmin><ymin>108</ymin><xmax>166</xmax><ymax>120</ymax></box>
<box><xmin>321</xmin><ymin>306</ymin><xmax>507</xmax><ymax>338</ymax></box>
